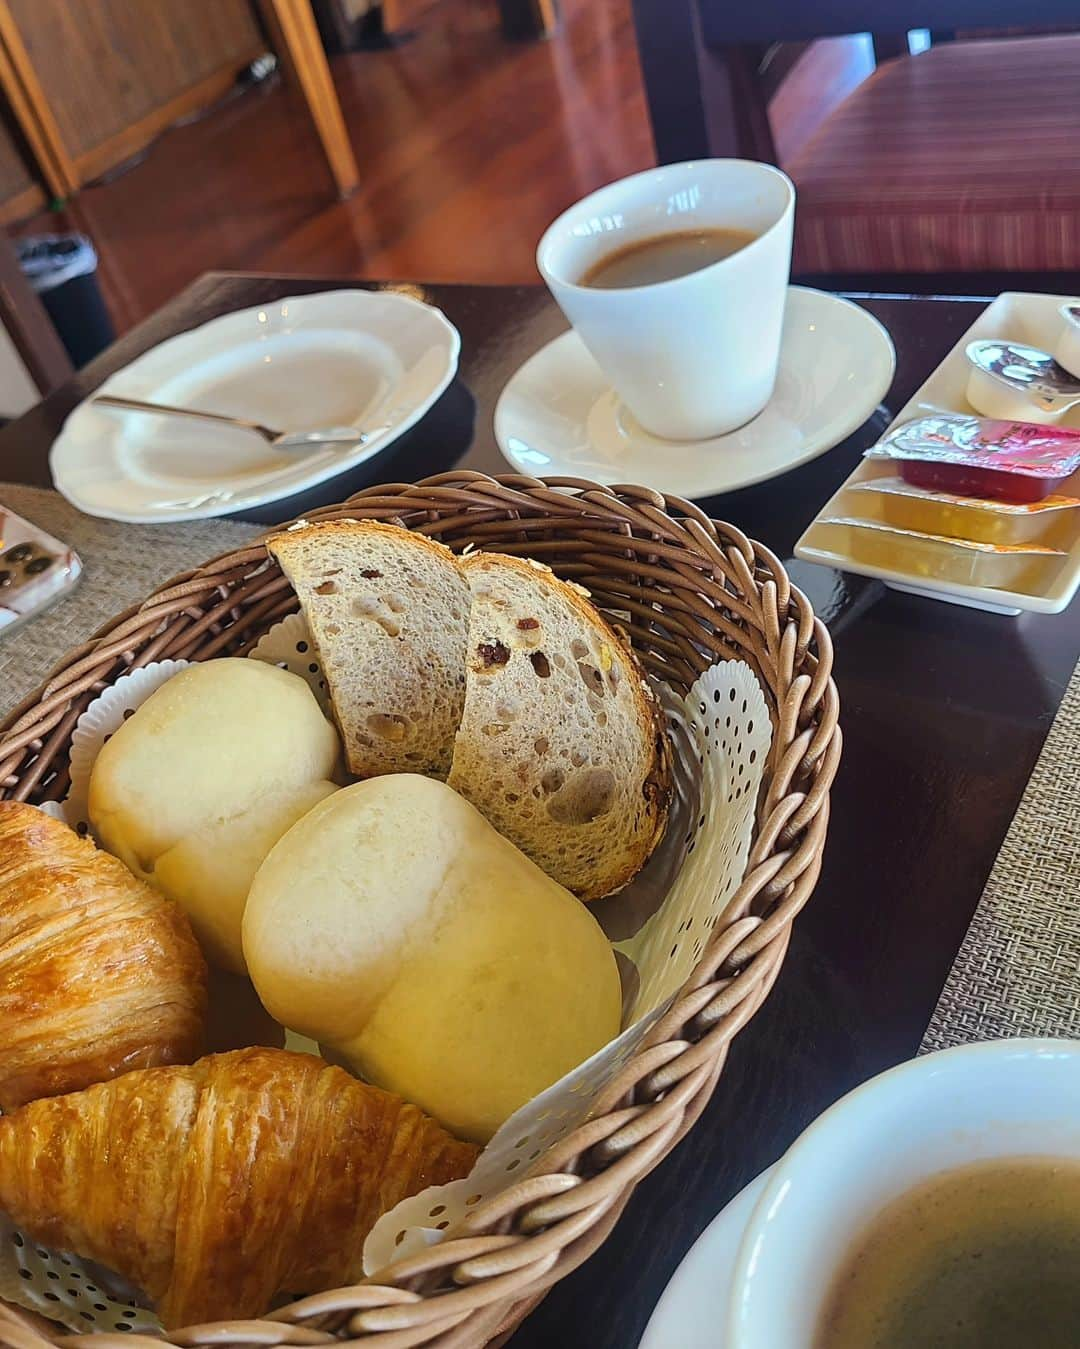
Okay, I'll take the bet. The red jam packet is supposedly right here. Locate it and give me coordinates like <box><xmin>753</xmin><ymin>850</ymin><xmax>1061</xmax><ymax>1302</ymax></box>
<box><xmin>865</xmin><ymin>414</ymin><xmax>1080</xmax><ymax>502</ymax></box>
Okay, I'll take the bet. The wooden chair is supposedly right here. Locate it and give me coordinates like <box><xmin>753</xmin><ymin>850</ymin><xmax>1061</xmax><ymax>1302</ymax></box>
<box><xmin>631</xmin><ymin>1</ymin><xmax>1080</xmax><ymax>286</ymax></box>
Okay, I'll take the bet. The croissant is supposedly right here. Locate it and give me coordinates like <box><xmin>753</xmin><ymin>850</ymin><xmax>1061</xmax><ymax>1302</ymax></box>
<box><xmin>0</xmin><ymin>800</ymin><xmax>206</xmax><ymax>1112</ymax></box>
<box><xmin>0</xmin><ymin>1047</ymin><xmax>479</xmax><ymax>1327</ymax></box>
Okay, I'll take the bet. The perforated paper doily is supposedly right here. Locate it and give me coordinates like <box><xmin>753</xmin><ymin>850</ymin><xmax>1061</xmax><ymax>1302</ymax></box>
<box><xmin>248</xmin><ymin>612</ymin><xmax>332</xmax><ymax>715</ymax></box>
<box><xmin>13</xmin><ymin>628</ymin><xmax>771</xmax><ymax>1318</ymax></box>
<box><xmin>618</xmin><ymin>661</ymin><xmax>771</xmax><ymax>1019</ymax></box>
<box><xmin>0</xmin><ymin>1215</ymin><xmax>156</xmax><ymax>1335</ymax></box>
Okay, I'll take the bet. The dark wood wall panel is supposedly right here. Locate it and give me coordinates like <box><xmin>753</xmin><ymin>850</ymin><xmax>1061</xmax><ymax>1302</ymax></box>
<box><xmin>0</xmin><ymin>105</ymin><xmax>34</xmax><ymax>196</ymax></box>
<box><xmin>7</xmin><ymin>0</ymin><xmax>263</xmax><ymax>169</ymax></box>
<box><xmin>0</xmin><ymin>105</ymin><xmax>43</xmax><ymax>222</ymax></box>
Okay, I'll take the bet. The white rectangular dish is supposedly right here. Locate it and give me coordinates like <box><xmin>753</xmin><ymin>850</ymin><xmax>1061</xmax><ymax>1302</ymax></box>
<box><xmin>795</xmin><ymin>292</ymin><xmax>1080</xmax><ymax>614</ymax></box>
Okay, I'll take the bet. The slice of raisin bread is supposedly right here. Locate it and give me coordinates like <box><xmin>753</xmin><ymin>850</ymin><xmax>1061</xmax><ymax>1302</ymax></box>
<box><xmin>448</xmin><ymin>552</ymin><xmax>670</xmax><ymax>900</ymax></box>
<box><xmin>268</xmin><ymin>520</ymin><xmax>469</xmax><ymax>779</ymax></box>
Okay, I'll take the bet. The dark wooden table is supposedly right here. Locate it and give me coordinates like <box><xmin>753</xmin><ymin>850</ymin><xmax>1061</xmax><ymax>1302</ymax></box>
<box><xmin>4</xmin><ymin>274</ymin><xmax>1078</xmax><ymax>1348</ymax></box>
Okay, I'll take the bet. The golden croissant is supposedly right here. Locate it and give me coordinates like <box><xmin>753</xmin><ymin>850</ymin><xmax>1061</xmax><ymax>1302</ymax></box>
<box><xmin>0</xmin><ymin>1047</ymin><xmax>479</xmax><ymax>1327</ymax></box>
<box><xmin>0</xmin><ymin>800</ymin><xmax>206</xmax><ymax>1111</ymax></box>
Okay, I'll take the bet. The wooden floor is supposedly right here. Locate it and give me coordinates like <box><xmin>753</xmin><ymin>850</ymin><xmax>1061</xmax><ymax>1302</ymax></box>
<box><xmin>12</xmin><ymin>0</ymin><xmax>871</xmax><ymax>335</ymax></box>
<box><xmin>16</xmin><ymin>0</ymin><xmax>652</xmax><ymax>332</ymax></box>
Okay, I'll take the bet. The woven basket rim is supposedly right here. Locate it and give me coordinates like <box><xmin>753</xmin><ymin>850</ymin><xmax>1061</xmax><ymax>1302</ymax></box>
<box><xmin>0</xmin><ymin>471</ymin><xmax>841</xmax><ymax>1348</ymax></box>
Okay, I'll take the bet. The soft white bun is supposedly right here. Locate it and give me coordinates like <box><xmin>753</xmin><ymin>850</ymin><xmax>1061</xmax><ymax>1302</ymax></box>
<box><xmin>89</xmin><ymin>659</ymin><xmax>340</xmax><ymax>968</ymax></box>
<box><xmin>243</xmin><ymin>774</ymin><xmax>622</xmax><ymax>1142</ymax></box>
<box><xmin>154</xmin><ymin>779</ymin><xmax>338</xmax><ymax>973</ymax></box>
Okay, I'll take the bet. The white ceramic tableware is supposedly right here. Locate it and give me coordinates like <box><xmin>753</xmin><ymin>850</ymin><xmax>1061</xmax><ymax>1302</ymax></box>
<box><xmin>536</xmin><ymin>160</ymin><xmax>795</xmax><ymax>441</ymax></box>
<box><xmin>50</xmin><ymin>290</ymin><xmax>460</xmax><ymax>524</ymax></box>
<box><xmin>638</xmin><ymin>1168</ymin><xmax>774</xmax><ymax>1349</ymax></box>
<box><xmin>495</xmin><ymin>286</ymin><xmax>894</xmax><ymax>498</ymax></box>
<box><xmin>728</xmin><ymin>1038</ymin><xmax>1080</xmax><ymax>1349</ymax></box>
<box><xmin>1054</xmin><ymin>302</ymin><xmax>1080</xmax><ymax>379</ymax></box>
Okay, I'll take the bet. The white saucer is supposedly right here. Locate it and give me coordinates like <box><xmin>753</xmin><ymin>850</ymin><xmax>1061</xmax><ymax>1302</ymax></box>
<box><xmin>51</xmin><ymin>289</ymin><xmax>460</xmax><ymax>523</ymax></box>
<box><xmin>638</xmin><ymin>1165</ymin><xmax>774</xmax><ymax>1349</ymax></box>
<box><xmin>495</xmin><ymin>287</ymin><xmax>895</xmax><ymax>499</ymax></box>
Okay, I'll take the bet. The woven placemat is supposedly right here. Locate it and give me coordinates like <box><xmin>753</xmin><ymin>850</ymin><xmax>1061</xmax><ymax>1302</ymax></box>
<box><xmin>0</xmin><ymin>485</ymin><xmax>262</xmax><ymax>722</ymax></box>
<box><xmin>921</xmin><ymin>651</ymin><xmax>1080</xmax><ymax>1050</ymax></box>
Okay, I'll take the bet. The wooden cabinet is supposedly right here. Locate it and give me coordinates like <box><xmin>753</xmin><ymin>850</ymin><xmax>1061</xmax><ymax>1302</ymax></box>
<box><xmin>0</xmin><ymin>106</ymin><xmax>41</xmax><ymax>224</ymax></box>
<box><xmin>0</xmin><ymin>0</ymin><xmax>265</xmax><ymax>207</ymax></box>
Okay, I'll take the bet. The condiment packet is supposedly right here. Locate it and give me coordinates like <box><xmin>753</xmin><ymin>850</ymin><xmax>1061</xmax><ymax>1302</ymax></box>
<box><xmin>964</xmin><ymin>339</ymin><xmax>1080</xmax><ymax>422</ymax></box>
<box><xmin>819</xmin><ymin>516</ymin><xmax>1062</xmax><ymax>557</ymax></box>
<box><xmin>850</xmin><ymin>477</ymin><xmax>1080</xmax><ymax>514</ymax></box>
<box><xmin>847</xmin><ymin>478</ymin><xmax>1080</xmax><ymax>547</ymax></box>
<box><xmin>815</xmin><ymin>516</ymin><xmax>1064</xmax><ymax>590</ymax></box>
<box><xmin>866</xmin><ymin>415</ymin><xmax>1080</xmax><ymax>502</ymax></box>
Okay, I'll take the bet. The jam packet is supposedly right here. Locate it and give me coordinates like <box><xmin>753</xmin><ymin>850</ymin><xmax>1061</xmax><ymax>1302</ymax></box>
<box><xmin>865</xmin><ymin>414</ymin><xmax>1080</xmax><ymax>502</ymax></box>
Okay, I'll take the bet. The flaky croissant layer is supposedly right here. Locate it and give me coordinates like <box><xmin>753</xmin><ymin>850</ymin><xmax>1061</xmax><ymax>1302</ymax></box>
<box><xmin>0</xmin><ymin>1047</ymin><xmax>479</xmax><ymax>1328</ymax></box>
<box><xmin>0</xmin><ymin>800</ymin><xmax>206</xmax><ymax>1111</ymax></box>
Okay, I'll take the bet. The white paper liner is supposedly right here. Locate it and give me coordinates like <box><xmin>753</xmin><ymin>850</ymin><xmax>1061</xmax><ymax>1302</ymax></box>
<box><xmin>57</xmin><ymin>660</ymin><xmax>192</xmax><ymax>834</ymax></box>
<box><xmin>248</xmin><ymin>612</ymin><xmax>333</xmax><ymax>715</ymax></box>
<box><xmin>0</xmin><ymin>1214</ymin><xmax>156</xmax><ymax>1335</ymax></box>
<box><xmin>12</xmin><ymin>629</ymin><xmax>771</xmax><ymax>1322</ymax></box>
<box><xmin>618</xmin><ymin>661</ymin><xmax>771</xmax><ymax>1019</ymax></box>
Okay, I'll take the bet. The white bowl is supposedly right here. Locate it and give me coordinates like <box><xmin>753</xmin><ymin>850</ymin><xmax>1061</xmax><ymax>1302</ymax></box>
<box><xmin>727</xmin><ymin>1038</ymin><xmax>1080</xmax><ymax>1349</ymax></box>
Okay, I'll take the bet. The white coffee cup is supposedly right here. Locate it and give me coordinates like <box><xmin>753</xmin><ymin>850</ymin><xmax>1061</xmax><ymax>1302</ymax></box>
<box><xmin>726</xmin><ymin>1038</ymin><xmax>1080</xmax><ymax>1348</ymax></box>
<box><xmin>537</xmin><ymin>160</ymin><xmax>795</xmax><ymax>442</ymax></box>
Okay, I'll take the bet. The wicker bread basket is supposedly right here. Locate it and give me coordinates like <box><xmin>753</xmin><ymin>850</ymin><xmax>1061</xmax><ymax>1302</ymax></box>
<box><xmin>0</xmin><ymin>472</ymin><xmax>840</xmax><ymax>1349</ymax></box>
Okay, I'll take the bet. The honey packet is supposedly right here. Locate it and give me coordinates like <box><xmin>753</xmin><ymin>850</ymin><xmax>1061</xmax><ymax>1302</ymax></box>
<box><xmin>848</xmin><ymin>477</ymin><xmax>1080</xmax><ymax>547</ymax></box>
<box><xmin>815</xmin><ymin>515</ymin><xmax>1064</xmax><ymax>590</ymax></box>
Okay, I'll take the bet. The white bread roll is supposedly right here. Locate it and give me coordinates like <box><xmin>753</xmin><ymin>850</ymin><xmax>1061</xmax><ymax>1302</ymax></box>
<box><xmin>88</xmin><ymin>658</ymin><xmax>340</xmax><ymax>968</ymax></box>
<box><xmin>153</xmin><ymin>779</ymin><xmax>338</xmax><ymax>973</ymax></box>
<box><xmin>243</xmin><ymin>774</ymin><xmax>622</xmax><ymax>1142</ymax></box>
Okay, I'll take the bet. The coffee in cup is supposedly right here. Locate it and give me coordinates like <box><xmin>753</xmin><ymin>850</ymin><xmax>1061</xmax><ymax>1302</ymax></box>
<box><xmin>537</xmin><ymin>160</ymin><xmax>795</xmax><ymax>441</ymax></box>
<box><xmin>579</xmin><ymin>227</ymin><xmax>758</xmax><ymax>290</ymax></box>
<box><xmin>727</xmin><ymin>1039</ymin><xmax>1080</xmax><ymax>1349</ymax></box>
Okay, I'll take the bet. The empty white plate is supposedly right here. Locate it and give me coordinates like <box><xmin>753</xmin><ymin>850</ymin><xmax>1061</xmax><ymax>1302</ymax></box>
<box><xmin>495</xmin><ymin>287</ymin><xmax>895</xmax><ymax>499</ymax></box>
<box><xmin>639</xmin><ymin>1166</ymin><xmax>774</xmax><ymax>1349</ymax></box>
<box><xmin>51</xmin><ymin>289</ymin><xmax>460</xmax><ymax>523</ymax></box>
